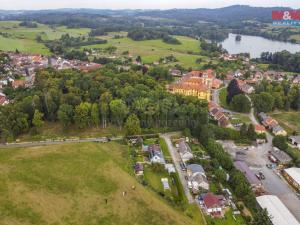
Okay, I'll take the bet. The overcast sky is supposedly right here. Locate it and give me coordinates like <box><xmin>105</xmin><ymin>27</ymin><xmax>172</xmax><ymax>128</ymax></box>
<box><xmin>1</xmin><ymin>0</ymin><xmax>300</xmax><ymax>10</ymax></box>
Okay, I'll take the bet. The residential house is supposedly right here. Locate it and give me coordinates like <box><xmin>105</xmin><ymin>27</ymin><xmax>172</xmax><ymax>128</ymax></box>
<box><xmin>187</xmin><ymin>164</ymin><xmax>209</xmax><ymax>192</ymax></box>
<box><xmin>289</xmin><ymin>136</ymin><xmax>300</xmax><ymax>149</ymax></box>
<box><xmin>293</xmin><ymin>75</ymin><xmax>300</xmax><ymax>85</ymax></box>
<box><xmin>272</xmin><ymin>125</ymin><xmax>287</xmax><ymax>136</ymax></box>
<box><xmin>258</xmin><ymin>112</ymin><xmax>268</xmax><ymax>121</ymax></box>
<box><xmin>144</xmin><ymin>144</ymin><xmax>166</xmax><ymax>164</ymax></box>
<box><xmin>178</xmin><ymin>139</ymin><xmax>194</xmax><ymax>163</ymax></box>
<box><xmin>199</xmin><ymin>192</ymin><xmax>227</xmax><ymax>217</ymax></box>
<box><xmin>209</xmin><ymin>103</ymin><xmax>230</xmax><ymax>128</ymax></box>
<box><xmin>255</xmin><ymin>124</ymin><xmax>266</xmax><ymax>134</ymax></box>
<box><xmin>270</xmin><ymin>147</ymin><xmax>292</xmax><ymax>165</ymax></box>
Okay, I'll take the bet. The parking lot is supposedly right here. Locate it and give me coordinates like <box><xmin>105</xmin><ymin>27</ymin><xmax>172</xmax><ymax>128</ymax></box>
<box><xmin>219</xmin><ymin>140</ymin><xmax>300</xmax><ymax>222</ymax></box>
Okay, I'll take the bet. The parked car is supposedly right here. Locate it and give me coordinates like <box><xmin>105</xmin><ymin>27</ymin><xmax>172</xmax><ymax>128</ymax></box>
<box><xmin>266</xmin><ymin>163</ymin><xmax>276</xmax><ymax>169</ymax></box>
<box><xmin>259</xmin><ymin>172</ymin><xmax>265</xmax><ymax>180</ymax></box>
<box><xmin>236</xmin><ymin>151</ymin><xmax>246</xmax><ymax>155</ymax></box>
<box><xmin>255</xmin><ymin>173</ymin><xmax>261</xmax><ymax>180</ymax></box>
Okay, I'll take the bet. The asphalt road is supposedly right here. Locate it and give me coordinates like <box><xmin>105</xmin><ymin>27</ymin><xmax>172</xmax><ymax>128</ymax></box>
<box><xmin>215</xmin><ymin>92</ymin><xmax>300</xmax><ymax>222</ymax></box>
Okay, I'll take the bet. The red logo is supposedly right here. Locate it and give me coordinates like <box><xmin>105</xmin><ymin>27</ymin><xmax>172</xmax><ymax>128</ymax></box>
<box><xmin>272</xmin><ymin>10</ymin><xmax>300</xmax><ymax>20</ymax></box>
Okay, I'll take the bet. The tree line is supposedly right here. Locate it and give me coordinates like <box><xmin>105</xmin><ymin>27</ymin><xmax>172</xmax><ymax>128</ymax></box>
<box><xmin>0</xmin><ymin>65</ymin><xmax>208</xmax><ymax>141</ymax></box>
<box><xmin>253</xmin><ymin>79</ymin><xmax>300</xmax><ymax>112</ymax></box>
<box><xmin>260</xmin><ymin>51</ymin><xmax>300</xmax><ymax>73</ymax></box>
<box><xmin>127</xmin><ymin>29</ymin><xmax>181</xmax><ymax>45</ymax></box>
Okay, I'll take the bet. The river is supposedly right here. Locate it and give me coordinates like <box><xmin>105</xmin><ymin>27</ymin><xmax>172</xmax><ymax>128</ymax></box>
<box><xmin>220</xmin><ymin>33</ymin><xmax>300</xmax><ymax>58</ymax></box>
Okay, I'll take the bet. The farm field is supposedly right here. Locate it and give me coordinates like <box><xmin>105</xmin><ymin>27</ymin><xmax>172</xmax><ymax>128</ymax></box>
<box><xmin>0</xmin><ymin>21</ymin><xmax>90</xmax><ymax>54</ymax></box>
<box><xmin>271</xmin><ymin>111</ymin><xmax>300</xmax><ymax>134</ymax></box>
<box><xmin>0</xmin><ymin>21</ymin><xmax>206</xmax><ymax>68</ymax></box>
<box><xmin>82</xmin><ymin>32</ymin><xmax>206</xmax><ymax>68</ymax></box>
<box><xmin>0</xmin><ymin>142</ymin><xmax>201</xmax><ymax>225</ymax></box>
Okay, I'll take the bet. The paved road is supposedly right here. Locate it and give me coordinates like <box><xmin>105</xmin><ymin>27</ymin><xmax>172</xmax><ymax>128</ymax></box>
<box><xmin>0</xmin><ymin>137</ymin><xmax>123</xmax><ymax>149</ymax></box>
<box><xmin>212</xmin><ymin>87</ymin><xmax>225</xmax><ymax>105</ymax></box>
<box><xmin>216</xmin><ymin>92</ymin><xmax>300</xmax><ymax>222</ymax></box>
<box><xmin>160</xmin><ymin>133</ymin><xmax>195</xmax><ymax>204</ymax></box>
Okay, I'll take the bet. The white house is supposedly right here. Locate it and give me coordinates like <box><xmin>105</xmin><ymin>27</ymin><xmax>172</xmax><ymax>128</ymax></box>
<box><xmin>289</xmin><ymin>136</ymin><xmax>300</xmax><ymax>149</ymax></box>
<box><xmin>148</xmin><ymin>144</ymin><xmax>166</xmax><ymax>164</ymax></box>
<box><xmin>187</xmin><ymin>164</ymin><xmax>209</xmax><ymax>192</ymax></box>
<box><xmin>178</xmin><ymin>139</ymin><xmax>193</xmax><ymax>163</ymax></box>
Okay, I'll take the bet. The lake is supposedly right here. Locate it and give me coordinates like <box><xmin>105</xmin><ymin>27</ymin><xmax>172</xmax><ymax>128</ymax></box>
<box><xmin>220</xmin><ymin>33</ymin><xmax>300</xmax><ymax>58</ymax></box>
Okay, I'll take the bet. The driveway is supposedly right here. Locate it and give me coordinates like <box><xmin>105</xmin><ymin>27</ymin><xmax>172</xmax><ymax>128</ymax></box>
<box><xmin>160</xmin><ymin>133</ymin><xmax>194</xmax><ymax>204</ymax></box>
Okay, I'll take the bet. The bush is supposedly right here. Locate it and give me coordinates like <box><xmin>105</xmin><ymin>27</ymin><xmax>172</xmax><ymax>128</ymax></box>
<box><xmin>272</xmin><ymin>135</ymin><xmax>288</xmax><ymax>150</ymax></box>
<box><xmin>230</xmin><ymin>94</ymin><xmax>251</xmax><ymax>113</ymax></box>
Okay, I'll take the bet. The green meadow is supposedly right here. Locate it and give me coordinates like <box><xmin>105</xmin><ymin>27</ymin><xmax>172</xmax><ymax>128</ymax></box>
<box><xmin>82</xmin><ymin>32</ymin><xmax>205</xmax><ymax>67</ymax></box>
<box><xmin>0</xmin><ymin>21</ymin><xmax>90</xmax><ymax>55</ymax></box>
<box><xmin>0</xmin><ymin>142</ymin><xmax>203</xmax><ymax>225</ymax></box>
<box><xmin>0</xmin><ymin>21</ymin><xmax>206</xmax><ymax>68</ymax></box>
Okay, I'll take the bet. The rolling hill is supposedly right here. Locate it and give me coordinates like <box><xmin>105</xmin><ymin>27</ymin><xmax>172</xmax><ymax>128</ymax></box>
<box><xmin>0</xmin><ymin>142</ymin><xmax>203</xmax><ymax>225</ymax></box>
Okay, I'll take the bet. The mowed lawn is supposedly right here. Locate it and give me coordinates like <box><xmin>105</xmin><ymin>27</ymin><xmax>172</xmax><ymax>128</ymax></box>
<box><xmin>0</xmin><ymin>142</ymin><xmax>201</xmax><ymax>225</ymax></box>
<box><xmin>271</xmin><ymin>111</ymin><xmax>300</xmax><ymax>134</ymax></box>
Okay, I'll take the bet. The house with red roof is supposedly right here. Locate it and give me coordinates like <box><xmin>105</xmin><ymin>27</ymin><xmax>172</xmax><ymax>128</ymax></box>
<box><xmin>255</xmin><ymin>124</ymin><xmax>266</xmax><ymax>134</ymax></box>
<box><xmin>199</xmin><ymin>192</ymin><xmax>227</xmax><ymax>217</ymax></box>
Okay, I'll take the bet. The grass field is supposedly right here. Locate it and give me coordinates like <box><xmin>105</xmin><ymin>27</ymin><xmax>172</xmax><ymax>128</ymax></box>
<box><xmin>271</xmin><ymin>111</ymin><xmax>300</xmax><ymax>134</ymax></box>
<box><xmin>0</xmin><ymin>142</ymin><xmax>203</xmax><ymax>225</ymax></box>
<box><xmin>0</xmin><ymin>21</ymin><xmax>206</xmax><ymax>68</ymax></box>
<box><xmin>0</xmin><ymin>21</ymin><xmax>90</xmax><ymax>54</ymax></box>
<box><xmin>82</xmin><ymin>32</ymin><xmax>206</xmax><ymax>68</ymax></box>
<box><xmin>230</xmin><ymin>113</ymin><xmax>251</xmax><ymax>125</ymax></box>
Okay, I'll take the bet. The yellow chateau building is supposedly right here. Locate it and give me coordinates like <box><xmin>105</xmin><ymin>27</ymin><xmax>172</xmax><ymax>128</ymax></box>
<box><xmin>169</xmin><ymin>70</ymin><xmax>214</xmax><ymax>102</ymax></box>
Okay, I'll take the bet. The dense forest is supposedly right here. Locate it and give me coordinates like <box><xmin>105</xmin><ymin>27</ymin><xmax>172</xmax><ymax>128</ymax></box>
<box><xmin>127</xmin><ymin>29</ymin><xmax>181</xmax><ymax>44</ymax></box>
<box><xmin>0</xmin><ymin>65</ymin><xmax>208</xmax><ymax>141</ymax></box>
<box><xmin>260</xmin><ymin>51</ymin><xmax>300</xmax><ymax>72</ymax></box>
<box><xmin>253</xmin><ymin>79</ymin><xmax>300</xmax><ymax>112</ymax></box>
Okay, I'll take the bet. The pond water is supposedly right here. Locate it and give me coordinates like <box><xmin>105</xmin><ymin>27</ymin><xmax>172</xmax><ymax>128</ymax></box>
<box><xmin>220</xmin><ymin>33</ymin><xmax>300</xmax><ymax>58</ymax></box>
